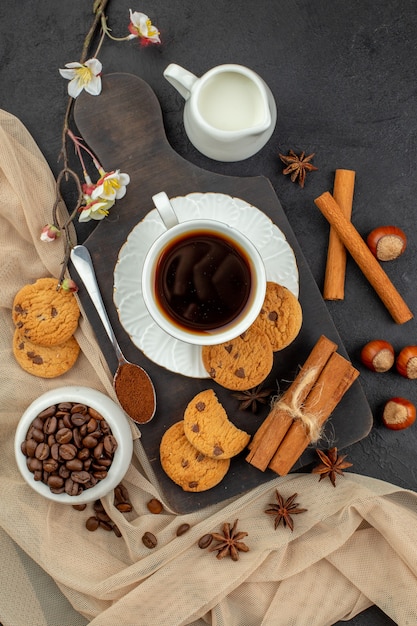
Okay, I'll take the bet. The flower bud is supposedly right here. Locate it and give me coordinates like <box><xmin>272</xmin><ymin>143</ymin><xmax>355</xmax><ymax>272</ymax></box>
<box><xmin>40</xmin><ymin>224</ymin><xmax>61</xmax><ymax>242</ymax></box>
<box><xmin>61</xmin><ymin>278</ymin><xmax>79</xmax><ymax>293</ymax></box>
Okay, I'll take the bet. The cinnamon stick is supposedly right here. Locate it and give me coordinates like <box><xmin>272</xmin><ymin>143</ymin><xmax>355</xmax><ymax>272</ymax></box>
<box><xmin>323</xmin><ymin>169</ymin><xmax>356</xmax><ymax>300</ymax></box>
<box><xmin>268</xmin><ymin>352</ymin><xmax>359</xmax><ymax>476</ymax></box>
<box><xmin>315</xmin><ymin>192</ymin><xmax>413</xmax><ymax>324</ymax></box>
<box><xmin>246</xmin><ymin>335</ymin><xmax>337</xmax><ymax>471</ymax></box>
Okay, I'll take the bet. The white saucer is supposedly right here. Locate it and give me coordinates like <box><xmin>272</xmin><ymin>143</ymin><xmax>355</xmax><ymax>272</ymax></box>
<box><xmin>113</xmin><ymin>192</ymin><xmax>299</xmax><ymax>378</ymax></box>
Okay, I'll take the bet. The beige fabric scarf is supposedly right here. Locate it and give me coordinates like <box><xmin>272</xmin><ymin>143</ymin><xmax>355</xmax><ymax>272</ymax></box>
<box><xmin>0</xmin><ymin>109</ymin><xmax>416</xmax><ymax>626</ymax></box>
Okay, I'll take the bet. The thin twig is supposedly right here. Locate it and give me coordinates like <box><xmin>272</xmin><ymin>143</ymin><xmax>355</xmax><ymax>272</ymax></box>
<box><xmin>54</xmin><ymin>0</ymin><xmax>111</xmax><ymax>285</ymax></box>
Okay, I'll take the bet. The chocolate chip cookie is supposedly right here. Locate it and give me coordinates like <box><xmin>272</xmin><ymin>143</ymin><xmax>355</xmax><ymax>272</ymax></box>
<box><xmin>183</xmin><ymin>389</ymin><xmax>250</xmax><ymax>459</ymax></box>
<box><xmin>202</xmin><ymin>327</ymin><xmax>273</xmax><ymax>390</ymax></box>
<box><xmin>12</xmin><ymin>277</ymin><xmax>80</xmax><ymax>347</ymax></box>
<box><xmin>251</xmin><ymin>282</ymin><xmax>302</xmax><ymax>351</ymax></box>
<box><xmin>160</xmin><ymin>421</ymin><xmax>230</xmax><ymax>492</ymax></box>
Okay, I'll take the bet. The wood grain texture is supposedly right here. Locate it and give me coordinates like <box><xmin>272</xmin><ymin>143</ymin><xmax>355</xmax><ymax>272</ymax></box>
<box><xmin>72</xmin><ymin>73</ymin><xmax>372</xmax><ymax>513</ymax></box>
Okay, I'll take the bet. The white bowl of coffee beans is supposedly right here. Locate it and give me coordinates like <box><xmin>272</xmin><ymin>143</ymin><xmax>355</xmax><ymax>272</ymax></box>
<box><xmin>15</xmin><ymin>386</ymin><xmax>133</xmax><ymax>504</ymax></box>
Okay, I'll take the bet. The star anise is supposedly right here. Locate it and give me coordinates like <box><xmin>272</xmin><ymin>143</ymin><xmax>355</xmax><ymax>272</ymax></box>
<box><xmin>312</xmin><ymin>447</ymin><xmax>353</xmax><ymax>487</ymax></box>
<box><xmin>279</xmin><ymin>150</ymin><xmax>318</xmax><ymax>188</ymax></box>
<box><xmin>232</xmin><ymin>384</ymin><xmax>273</xmax><ymax>413</ymax></box>
<box><xmin>265</xmin><ymin>490</ymin><xmax>307</xmax><ymax>531</ymax></box>
<box><xmin>209</xmin><ymin>519</ymin><xmax>249</xmax><ymax>561</ymax></box>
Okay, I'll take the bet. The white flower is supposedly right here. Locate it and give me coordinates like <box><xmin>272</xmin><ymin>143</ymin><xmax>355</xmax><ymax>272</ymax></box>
<box><xmin>78</xmin><ymin>197</ymin><xmax>115</xmax><ymax>223</ymax></box>
<box><xmin>91</xmin><ymin>170</ymin><xmax>130</xmax><ymax>201</ymax></box>
<box><xmin>128</xmin><ymin>10</ymin><xmax>161</xmax><ymax>44</ymax></box>
<box><xmin>59</xmin><ymin>58</ymin><xmax>102</xmax><ymax>98</ymax></box>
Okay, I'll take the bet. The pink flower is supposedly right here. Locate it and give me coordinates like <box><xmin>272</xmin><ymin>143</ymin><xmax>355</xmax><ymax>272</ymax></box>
<box><xmin>61</xmin><ymin>278</ymin><xmax>79</xmax><ymax>293</ymax></box>
<box><xmin>128</xmin><ymin>11</ymin><xmax>161</xmax><ymax>44</ymax></box>
<box><xmin>40</xmin><ymin>224</ymin><xmax>61</xmax><ymax>242</ymax></box>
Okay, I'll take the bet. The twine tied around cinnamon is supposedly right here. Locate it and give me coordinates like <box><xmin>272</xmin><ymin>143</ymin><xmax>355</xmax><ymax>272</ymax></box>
<box><xmin>275</xmin><ymin>367</ymin><xmax>324</xmax><ymax>443</ymax></box>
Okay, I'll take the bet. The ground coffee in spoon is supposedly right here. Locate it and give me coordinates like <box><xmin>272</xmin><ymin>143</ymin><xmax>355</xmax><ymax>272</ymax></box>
<box><xmin>114</xmin><ymin>362</ymin><xmax>155</xmax><ymax>424</ymax></box>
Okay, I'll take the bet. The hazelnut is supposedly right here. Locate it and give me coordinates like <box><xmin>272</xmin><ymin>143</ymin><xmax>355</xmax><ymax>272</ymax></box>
<box><xmin>382</xmin><ymin>397</ymin><xmax>416</xmax><ymax>430</ymax></box>
<box><xmin>396</xmin><ymin>346</ymin><xmax>417</xmax><ymax>379</ymax></box>
<box><xmin>360</xmin><ymin>340</ymin><xmax>395</xmax><ymax>373</ymax></box>
<box><xmin>366</xmin><ymin>226</ymin><xmax>407</xmax><ymax>261</ymax></box>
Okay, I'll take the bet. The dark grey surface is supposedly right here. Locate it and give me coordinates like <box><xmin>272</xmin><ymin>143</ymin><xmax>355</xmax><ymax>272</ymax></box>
<box><xmin>2</xmin><ymin>1</ymin><xmax>417</xmax><ymax>624</ymax></box>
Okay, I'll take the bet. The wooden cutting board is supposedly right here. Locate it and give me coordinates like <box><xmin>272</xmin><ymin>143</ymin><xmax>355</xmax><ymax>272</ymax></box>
<box><xmin>73</xmin><ymin>73</ymin><xmax>372</xmax><ymax>513</ymax></box>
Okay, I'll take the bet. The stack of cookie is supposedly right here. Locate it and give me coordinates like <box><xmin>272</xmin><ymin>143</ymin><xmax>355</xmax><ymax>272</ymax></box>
<box><xmin>202</xmin><ymin>282</ymin><xmax>303</xmax><ymax>391</ymax></box>
<box><xmin>12</xmin><ymin>277</ymin><xmax>81</xmax><ymax>378</ymax></box>
<box><xmin>160</xmin><ymin>389</ymin><xmax>250</xmax><ymax>492</ymax></box>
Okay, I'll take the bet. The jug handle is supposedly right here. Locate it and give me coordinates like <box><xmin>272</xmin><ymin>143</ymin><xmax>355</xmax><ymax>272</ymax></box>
<box><xmin>163</xmin><ymin>63</ymin><xmax>197</xmax><ymax>101</ymax></box>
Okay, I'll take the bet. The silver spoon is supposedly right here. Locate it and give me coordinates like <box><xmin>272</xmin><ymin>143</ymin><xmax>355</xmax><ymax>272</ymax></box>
<box><xmin>70</xmin><ymin>244</ymin><xmax>156</xmax><ymax>424</ymax></box>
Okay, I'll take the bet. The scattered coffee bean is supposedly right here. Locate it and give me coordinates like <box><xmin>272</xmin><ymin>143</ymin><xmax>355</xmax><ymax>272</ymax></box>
<box><xmin>176</xmin><ymin>523</ymin><xmax>191</xmax><ymax>537</ymax></box>
<box><xmin>116</xmin><ymin>502</ymin><xmax>133</xmax><ymax>513</ymax></box>
<box><xmin>112</xmin><ymin>524</ymin><xmax>122</xmax><ymax>538</ymax></box>
<box><xmin>72</xmin><ymin>503</ymin><xmax>87</xmax><ymax>511</ymax></box>
<box><xmin>147</xmin><ymin>498</ymin><xmax>163</xmax><ymax>514</ymax></box>
<box><xmin>21</xmin><ymin>402</ymin><xmax>118</xmax><ymax>497</ymax></box>
<box><xmin>86</xmin><ymin>516</ymin><xmax>100</xmax><ymax>531</ymax></box>
<box><xmin>198</xmin><ymin>534</ymin><xmax>213</xmax><ymax>549</ymax></box>
<box><xmin>142</xmin><ymin>531</ymin><xmax>158</xmax><ymax>549</ymax></box>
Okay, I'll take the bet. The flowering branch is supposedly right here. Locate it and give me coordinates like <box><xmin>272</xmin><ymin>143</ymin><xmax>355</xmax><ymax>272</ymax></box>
<box><xmin>44</xmin><ymin>0</ymin><xmax>160</xmax><ymax>288</ymax></box>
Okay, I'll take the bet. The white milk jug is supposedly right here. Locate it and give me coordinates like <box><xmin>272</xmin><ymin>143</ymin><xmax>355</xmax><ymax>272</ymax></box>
<box><xmin>163</xmin><ymin>63</ymin><xmax>277</xmax><ymax>162</ymax></box>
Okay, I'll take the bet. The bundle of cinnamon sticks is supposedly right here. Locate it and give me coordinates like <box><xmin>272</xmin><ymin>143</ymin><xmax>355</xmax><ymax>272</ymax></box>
<box><xmin>246</xmin><ymin>335</ymin><xmax>359</xmax><ymax>476</ymax></box>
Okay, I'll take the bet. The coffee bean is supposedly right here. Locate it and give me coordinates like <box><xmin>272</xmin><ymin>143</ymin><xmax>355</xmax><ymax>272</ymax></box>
<box><xmin>58</xmin><ymin>465</ymin><xmax>70</xmax><ymax>479</ymax></box>
<box><xmin>176</xmin><ymin>523</ymin><xmax>191</xmax><ymax>536</ymax></box>
<box><xmin>88</xmin><ymin>407</ymin><xmax>104</xmax><ymax>421</ymax></box>
<box><xmin>99</xmin><ymin>520</ymin><xmax>113</xmax><ymax>531</ymax></box>
<box><xmin>66</xmin><ymin>458</ymin><xmax>83</xmax><ymax>472</ymax></box>
<box><xmin>86</xmin><ymin>516</ymin><xmax>100</xmax><ymax>531</ymax></box>
<box><xmin>72</xmin><ymin>503</ymin><xmax>87</xmax><ymax>511</ymax></box>
<box><xmin>32</xmin><ymin>417</ymin><xmax>45</xmax><ymax>430</ymax></box>
<box><xmin>65</xmin><ymin>478</ymin><xmax>80</xmax><ymax>496</ymax></box>
<box><xmin>62</xmin><ymin>413</ymin><xmax>73</xmax><ymax>429</ymax></box>
<box><xmin>198</xmin><ymin>534</ymin><xmax>213</xmax><ymax>549</ymax></box>
<box><xmin>93</xmin><ymin>499</ymin><xmax>105</xmax><ymax>513</ymax></box>
<box><xmin>142</xmin><ymin>531</ymin><xmax>157</xmax><ymax>549</ymax></box>
<box><xmin>38</xmin><ymin>406</ymin><xmax>57</xmax><ymax>420</ymax></box>
<box><xmin>25</xmin><ymin>439</ymin><xmax>38</xmax><ymax>457</ymax></box>
<box><xmin>93</xmin><ymin>469</ymin><xmax>108</xmax><ymax>481</ymax></box>
<box><xmin>58</xmin><ymin>402</ymin><xmax>73</xmax><ymax>412</ymax></box>
<box><xmin>70</xmin><ymin>413</ymin><xmax>88</xmax><ymax>427</ymax></box>
<box><xmin>50</xmin><ymin>443</ymin><xmax>60</xmax><ymax>460</ymax></box>
<box><xmin>82</xmin><ymin>435</ymin><xmax>99</xmax><ymax>449</ymax></box>
<box><xmin>115</xmin><ymin>502</ymin><xmax>132</xmax><ymax>513</ymax></box>
<box><xmin>86</xmin><ymin>417</ymin><xmax>98</xmax><ymax>433</ymax></box>
<box><xmin>59</xmin><ymin>443</ymin><xmax>77</xmax><ymax>460</ymax></box>
<box><xmin>147</xmin><ymin>498</ymin><xmax>163</xmax><ymax>514</ymax></box>
<box><xmin>92</xmin><ymin>441</ymin><xmax>103</xmax><ymax>459</ymax></box>
<box><xmin>31</xmin><ymin>428</ymin><xmax>45</xmax><ymax>443</ymax></box>
<box><xmin>96</xmin><ymin>509</ymin><xmax>111</xmax><ymax>523</ymax></box>
<box><xmin>43</xmin><ymin>458</ymin><xmax>58</xmax><ymax>473</ymax></box>
<box><xmin>71</xmin><ymin>470</ymin><xmax>91</xmax><ymax>484</ymax></box>
<box><xmin>77</xmin><ymin>447</ymin><xmax>90</xmax><ymax>461</ymax></box>
<box><xmin>27</xmin><ymin>457</ymin><xmax>42</xmax><ymax>472</ymax></box>
<box><xmin>112</xmin><ymin>524</ymin><xmax>122</xmax><ymax>537</ymax></box>
<box><xmin>71</xmin><ymin>403</ymin><xmax>88</xmax><ymax>415</ymax></box>
<box><xmin>48</xmin><ymin>475</ymin><xmax>64</xmax><ymax>490</ymax></box>
<box><xmin>35</xmin><ymin>442</ymin><xmax>50</xmax><ymax>460</ymax></box>
<box><xmin>44</xmin><ymin>416</ymin><xmax>57</xmax><ymax>435</ymax></box>
<box><xmin>55</xmin><ymin>428</ymin><xmax>72</xmax><ymax>444</ymax></box>
<box><xmin>103</xmin><ymin>435</ymin><xmax>118</xmax><ymax>455</ymax></box>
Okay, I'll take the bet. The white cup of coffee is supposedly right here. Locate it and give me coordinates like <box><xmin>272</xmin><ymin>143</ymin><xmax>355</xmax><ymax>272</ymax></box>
<box><xmin>141</xmin><ymin>192</ymin><xmax>266</xmax><ymax>345</ymax></box>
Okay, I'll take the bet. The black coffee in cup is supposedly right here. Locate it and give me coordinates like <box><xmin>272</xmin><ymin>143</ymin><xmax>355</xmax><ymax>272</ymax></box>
<box><xmin>154</xmin><ymin>230</ymin><xmax>251</xmax><ymax>331</ymax></box>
